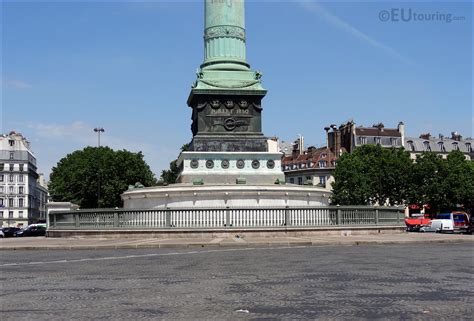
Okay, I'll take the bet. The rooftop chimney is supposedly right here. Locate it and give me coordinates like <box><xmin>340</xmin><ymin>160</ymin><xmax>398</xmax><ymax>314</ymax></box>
<box><xmin>451</xmin><ymin>132</ymin><xmax>462</xmax><ymax>141</ymax></box>
<box><xmin>420</xmin><ymin>133</ymin><xmax>431</xmax><ymax>140</ymax></box>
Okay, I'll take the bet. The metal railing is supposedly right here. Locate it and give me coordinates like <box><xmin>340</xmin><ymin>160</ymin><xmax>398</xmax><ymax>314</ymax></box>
<box><xmin>48</xmin><ymin>206</ymin><xmax>404</xmax><ymax>230</ymax></box>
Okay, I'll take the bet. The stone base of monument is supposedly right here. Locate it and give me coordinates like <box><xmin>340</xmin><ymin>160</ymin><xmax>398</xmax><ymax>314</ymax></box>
<box><xmin>121</xmin><ymin>184</ymin><xmax>330</xmax><ymax>209</ymax></box>
<box><xmin>176</xmin><ymin>151</ymin><xmax>284</xmax><ymax>185</ymax></box>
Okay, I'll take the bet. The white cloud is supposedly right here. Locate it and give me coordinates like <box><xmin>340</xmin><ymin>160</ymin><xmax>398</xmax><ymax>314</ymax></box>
<box><xmin>294</xmin><ymin>0</ymin><xmax>414</xmax><ymax>65</ymax></box>
<box><xmin>2</xmin><ymin>79</ymin><xmax>32</xmax><ymax>89</ymax></box>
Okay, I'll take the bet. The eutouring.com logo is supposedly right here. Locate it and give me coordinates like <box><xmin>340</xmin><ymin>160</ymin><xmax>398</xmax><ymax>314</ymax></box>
<box><xmin>379</xmin><ymin>8</ymin><xmax>466</xmax><ymax>23</ymax></box>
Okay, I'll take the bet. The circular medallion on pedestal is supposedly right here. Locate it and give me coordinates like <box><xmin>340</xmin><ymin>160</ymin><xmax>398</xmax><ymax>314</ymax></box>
<box><xmin>266</xmin><ymin>160</ymin><xmax>275</xmax><ymax>169</ymax></box>
<box><xmin>221</xmin><ymin>160</ymin><xmax>230</xmax><ymax>169</ymax></box>
<box><xmin>225</xmin><ymin>100</ymin><xmax>234</xmax><ymax>109</ymax></box>
<box><xmin>210</xmin><ymin>100</ymin><xmax>220</xmax><ymax>109</ymax></box>
<box><xmin>206</xmin><ymin>160</ymin><xmax>214</xmax><ymax>169</ymax></box>
<box><xmin>252</xmin><ymin>160</ymin><xmax>260</xmax><ymax>169</ymax></box>
<box><xmin>238</xmin><ymin>100</ymin><xmax>248</xmax><ymax>109</ymax></box>
<box><xmin>236</xmin><ymin>159</ymin><xmax>245</xmax><ymax>169</ymax></box>
<box><xmin>190</xmin><ymin>159</ymin><xmax>199</xmax><ymax>169</ymax></box>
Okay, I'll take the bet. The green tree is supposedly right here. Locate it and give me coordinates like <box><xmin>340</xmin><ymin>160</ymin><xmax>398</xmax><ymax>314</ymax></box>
<box><xmin>160</xmin><ymin>143</ymin><xmax>190</xmax><ymax>184</ymax></box>
<box><xmin>407</xmin><ymin>152</ymin><xmax>447</xmax><ymax>213</ymax></box>
<box><xmin>49</xmin><ymin>147</ymin><xmax>157</xmax><ymax>208</ymax></box>
<box><xmin>410</xmin><ymin>150</ymin><xmax>474</xmax><ymax>213</ymax></box>
<box><xmin>331</xmin><ymin>145</ymin><xmax>413</xmax><ymax>206</ymax></box>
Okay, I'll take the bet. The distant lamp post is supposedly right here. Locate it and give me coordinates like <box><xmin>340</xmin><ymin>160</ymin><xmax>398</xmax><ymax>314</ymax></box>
<box><xmin>93</xmin><ymin>127</ymin><xmax>105</xmax><ymax>208</ymax></box>
<box><xmin>93</xmin><ymin>127</ymin><xmax>105</xmax><ymax>147</ymax></box>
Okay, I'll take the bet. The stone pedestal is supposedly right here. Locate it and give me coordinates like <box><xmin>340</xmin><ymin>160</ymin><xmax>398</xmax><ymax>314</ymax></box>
<box><xmin>177</xmin><ymin>151</ymin><xmax>284</xmax><ymax>185</ymax></box>
<box><xmin>122</xmin><ymin>184</ymin><xmax>330</xmax><ymax>209</ymax></box>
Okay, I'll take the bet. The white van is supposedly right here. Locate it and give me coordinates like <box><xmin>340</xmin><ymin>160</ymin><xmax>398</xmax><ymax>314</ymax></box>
<box><xmin>420</xmin><ymin>213</ymin><xmax>454</xmax><ymax>233</ymax></box>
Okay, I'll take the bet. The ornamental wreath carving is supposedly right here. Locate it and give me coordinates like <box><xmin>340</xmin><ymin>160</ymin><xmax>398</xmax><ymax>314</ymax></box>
<box><xmin>205</xmin><ymin>26</ymin><xmax>246</xmax><ymax>41</ymax></box>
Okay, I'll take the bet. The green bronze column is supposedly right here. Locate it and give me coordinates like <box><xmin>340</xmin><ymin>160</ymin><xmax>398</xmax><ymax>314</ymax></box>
<box><xmin>202</xmin><ymin>0</ymin><xmax>249</xmax><ymax>71</ymax></box>
<box><xmin>187</xmin><ymin>0</ymin><xmax>267</xmax><ymax>153</ymax></box>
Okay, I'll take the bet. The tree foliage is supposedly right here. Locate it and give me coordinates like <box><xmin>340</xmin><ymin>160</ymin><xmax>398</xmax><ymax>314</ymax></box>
<box><xmin>331</xmin><ymin>145</ymin><xmax>412</xmax><ymax>206</ymax></box>
<box><xmin>49</xmin><ymin>147</ymin><xmax>157</xmax><ymax>208</ymax></box>
<box><xmin>160</xmin><ymin>144</ymin><xmax>190</xmax><ymax>184</ymax></box>
<box><xmin>408</xmin><ymin>150</ymin><xmax>474</xmax><ymax>213</ymax></box>
<box><xmin>331</xmin><ymin>146</ymin><xmax>474</xmax><ymax>213</ymax></box>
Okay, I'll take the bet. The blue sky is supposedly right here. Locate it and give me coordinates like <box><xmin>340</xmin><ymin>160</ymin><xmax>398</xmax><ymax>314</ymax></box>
<box><xmin>2</xmin><ymin>0</ymin><xmax>472</xmax><ymax>179</ymax></box>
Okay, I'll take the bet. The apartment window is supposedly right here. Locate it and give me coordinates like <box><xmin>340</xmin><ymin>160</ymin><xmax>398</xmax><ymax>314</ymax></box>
<box><xmin>319</xmin><ymin>176</ymin><xmax>326</xmax><ymax>186</ymax></box>
<box><xmin>298</xmin><ymin>177</ymin><xmax>303</xmax><ymax>185</ymax></box>
<box><xmin>19</xmin><ymin>164</ymin><xmax>24</xmax><ymax>171</ymax></box>
<box><xmin>8</xmin><ymin>198</ymin><xmax>14</xmax><ymax>207</ymax></box>
<box><xmin>375</xmin><ymin>137</ymin><xmax>381</xmax><ymax>145</ymax></box>
<box><xmin>0</xmin><ymin>186</ymin><xmax>3</xmax><ymax>193</ymax></box>
<box><xmin>19</xmin><ymin>186</ymin><xmax>24</xmax><ymax>194</ymax></box>
<box><xmin>9</xmin><ymin>186</ymin><xmax>14</xmax><ymax>194</ymax></box>
<box><xmin>358</xmin><ymin>137</ymin><xmax>367</xmax><ymax>144</ymax></box>
<box><xmin>0</xmin><ymin>174</ymin><xmax>3</xmax><ymax>182</ymax></box>
<box><xmin>19</xmin><ymin>211</ymin><xmax>24</xmax><ymax>218</ymax></box>
<box><xmin>0</xmin><ymin>163</ymin><xmax>3</xmax><ymax>171</ymax></box>
<box><xmin>9</xmin><ymin>164</ymin><xmax>14</xmax><ymax>171</ymax></box>
<box><xmin>9</xmin><ymin>140</ymin><xmax>14</xmax><ymax>147</ymax></box>
<box><xmin>19</xmin><ymin>175</ymin><xmax>24</xmax><ymax>183</ymax></box>
<box><xmin>9</xmin><ymin>152</ymin><xmax>14</xmax><ymax>160</ymax></box>
<box><xmin>0</xmin><ymin>198</ymin><xmax>3</xmax><ymax>206</ymax></box>
<box><xmin>319</xmin><ymin>160</ymin><xmax>326</xmax><ymax>168</ymax></box>
<box><xmin>19</xmin><ymin>198</ymin><xmax>24</xmax><ymax>208</ymax></box>
<box><xmin>0</xmin><ymin>211</ymin><xmax>3</xmax><ymax>218</ymax></box>
<box><xmin>289</xmin><ymin>178</ymin><xmax>294</xmax><ymax>184</ymax></box>
<box><xmin>9</xmin><ymin>174</ymin><xmax>14</xmax><ymax>182</ymax></box>
<box><xmin>9</xmin><ymin>211</ymin><xmax>13</xmax><ymax>219</ymax></box>
<box><xmin>306</xmin><ymin>176</ymin><xmax>312</xmax><ymax>183</ymax></box>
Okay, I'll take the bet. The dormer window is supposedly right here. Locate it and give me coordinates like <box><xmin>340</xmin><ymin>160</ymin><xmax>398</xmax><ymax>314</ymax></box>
<box><xmin>321</xmin><ymin>153</ymin><xmax>327</xmax><ymax>158</ymax></box>
<box><xmin>358</xmin><ymin>137</ymin><xmax>367</xmax><ymax>144</ymax></box>
<box><xmin>407</xmin><ymin>140</ymin><xmax>415</xmax><ymax>152</ymax></box>
<box><xmin>452</xmin><ymin>142</ymin><xmax>459</xmax><ymax>150</ymax></box>
<box><xmin>438</xmin><ymin>142</ymin><xmax>446</xmax><ymax>152</ymax></box>
<box><xmin>319</xmin><ymin>160</ymin><xmax>326</xmax><ymax>168</ymax></box>
<box><xmin>467</xmin><ymin>143</ymin><xmax>472</xmax><ymax>153</ymax></box>
<box><xmin>423</xmin><ymin>141</ymin><xmax>431</xmax><ymax>152</ymax></box>
<box><xmin>8</xmin><ymin>140</ymin><xmax>14</xmax><ymax>147</ymax></box>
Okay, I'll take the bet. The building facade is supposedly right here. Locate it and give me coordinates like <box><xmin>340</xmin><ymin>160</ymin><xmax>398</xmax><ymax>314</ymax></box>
<box><xmin>405</xmin><ymin>132</ymin><xmax>472</xmax><ymax>161</ymax></box>
<box><xmin>281</xmin><ymin>138</ymin><xmax>337</xmax><ymax>190</ymax></box>
<box><xmin>325</xmin><ymin>121</ymin><xmax>405</xmax><ymax>154</ymax></box>
<box><xmin>0</xmin><ymin>131</ymin><xmax>46</xmax><ymax>227</ymax></box>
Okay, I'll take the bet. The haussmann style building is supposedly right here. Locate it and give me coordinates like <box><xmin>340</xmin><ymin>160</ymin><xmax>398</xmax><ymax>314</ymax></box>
<box><xmin>0</xmin><ymin>131</ymin><xmax>48</xmax><ymax>227</ymax></box>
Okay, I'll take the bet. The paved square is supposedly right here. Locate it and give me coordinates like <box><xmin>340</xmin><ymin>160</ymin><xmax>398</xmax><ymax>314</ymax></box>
<box><xmin>1</xmin><ymin>243</ymin><xmax>473</xmax><ymax>320</ymax></box>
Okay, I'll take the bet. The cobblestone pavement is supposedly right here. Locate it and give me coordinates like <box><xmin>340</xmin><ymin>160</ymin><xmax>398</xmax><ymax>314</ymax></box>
<box><xmin>1</xmin><ymin>243</ymin><xmax>473</xmax><ymax>320</ymax></box>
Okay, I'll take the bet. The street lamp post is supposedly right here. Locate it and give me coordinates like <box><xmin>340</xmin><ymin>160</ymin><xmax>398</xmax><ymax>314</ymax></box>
<box><xmin>93</xmin><ymin>127</ymin><xmax>105</xmax><ymax>207</ymax></box>
<box><xmin>94</xmin><ymin>127</ymin><xmax>105</xmax><ymax>147</ymax></box>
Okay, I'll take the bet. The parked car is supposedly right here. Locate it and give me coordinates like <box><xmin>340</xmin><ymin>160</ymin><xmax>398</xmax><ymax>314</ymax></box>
<box><xmin>2</xmin><ymin>227</ymin><xmax>22</xmax><ymax>237</ymax></box>
<box><xmin>459</xmin><ymin>214</ymin><xmax>474</xmax><ymax>234</ymax></box>
<box><xmin>0</xmin><ymin>230</ymin><xmax>4</xmax><ymax>238</ymax></box>
<box><xmin>405</xmin><ymin>213</ymin><xmax>431</xmax><ymax>232</ymax></box>
<box><xmin>15</xmin><ymin>224</ymin><xmax>46</xmax><ymax>237</ymax></box>
<box><xmin>420</xmin><ymin>212</ymin><xmax>469</xmax><ymax>233</ymax></box>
